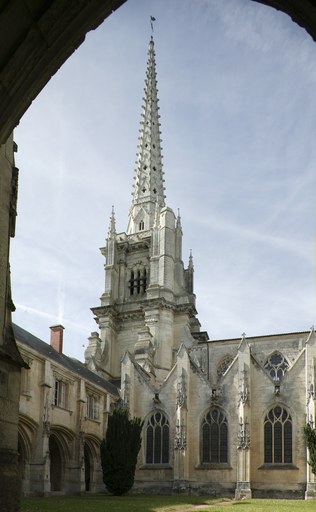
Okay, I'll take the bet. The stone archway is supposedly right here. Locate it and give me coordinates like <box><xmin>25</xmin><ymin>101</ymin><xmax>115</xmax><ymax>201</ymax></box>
<box><xmin>17</xmin><ymin>436</ymin><xmax>26</xmax><ymax>495</ymax></box>
<box><xmin>49</xmin><ymin>436</ymin><xmax>63</xmax><ymax>492</ymax></box>
<box><xmin>84</xmin><ymin>443</ymin><xmax>92</xmax><ymax>492</ymax></box>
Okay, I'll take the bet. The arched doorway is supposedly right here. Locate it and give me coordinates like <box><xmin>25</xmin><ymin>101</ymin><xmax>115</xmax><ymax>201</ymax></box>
<box><xmin>17</xmin><ymin>437</ymin><xmax>26</xmax><ymax>494</ymax></box>
<box><xmin>84</xmin><ymin>443</ymin><xmax>92</xmax><ymax>491</ymax></box>
<box><xmin>49</xmin><ymin>436</ymin><xmax>63</xmax><ymax>492</ymax></box>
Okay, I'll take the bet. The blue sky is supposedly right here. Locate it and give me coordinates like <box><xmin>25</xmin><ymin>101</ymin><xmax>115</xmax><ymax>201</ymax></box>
<box><xmin>10</xmin><ymin>0</ymin><xmax>316</xmax><ymax>359</ymax></box>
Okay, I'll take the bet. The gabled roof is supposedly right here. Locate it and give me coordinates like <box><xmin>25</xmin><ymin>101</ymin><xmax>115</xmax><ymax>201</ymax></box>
<box><xmin>199</xmin><ymin>330</ymin><xmax>310</xmax><ymax>345</ymax></box>
<box><xmin>13</xmin><ymin>323</ymin><xmax>119</xmax><ymax>396</ymax></box>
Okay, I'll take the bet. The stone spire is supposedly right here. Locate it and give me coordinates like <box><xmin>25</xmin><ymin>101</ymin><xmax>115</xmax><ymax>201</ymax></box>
<box><xmin>127</xmin><ymin>36</ymin><xmax>165</xmax><ymax>234</ymax></box>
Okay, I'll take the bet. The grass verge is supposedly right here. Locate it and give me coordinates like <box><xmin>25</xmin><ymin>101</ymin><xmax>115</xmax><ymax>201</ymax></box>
<box><xmin>21</xmin><ymin>495</ymin><xmax>316</xmax><ymax>512</ymax></box>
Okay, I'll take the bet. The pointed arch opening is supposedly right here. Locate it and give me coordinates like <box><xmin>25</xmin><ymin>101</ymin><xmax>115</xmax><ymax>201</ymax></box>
<box><xmin>84</xmin><ymin>443</ymin><xmax>92</xmax><ymax>491</ymax></box>
<box><xmin>18</xmin><ymin>415</ymin><xmax>38</xmax><ymax>496</ymax></box>
<box><xmin>264</xmin><ymin>405</ymin><xmax>292</xmax><ymax>464</ymax></box>
<box><xmin>145</xmin><ymin>410</ymin><xmax>170</xmax><ymax>465</ymax></box>
<box><xmin>49</xmin><ymin>436</ymin><xmax>63</xmax><ymax>491</ymax></box>
<box><xmin>201</xmin><ymin>408</ymin><xmax>228</xmax><ymax>464</ymax></box>
<box><xmin>18</xmin><ymin>435</ymin><xmax>28</xmax><ymax>495</ymax></box>
<box><xmin>217</xmin><ymin>355</ymin><xmax>234</xmax><ymax>381</ymax></box>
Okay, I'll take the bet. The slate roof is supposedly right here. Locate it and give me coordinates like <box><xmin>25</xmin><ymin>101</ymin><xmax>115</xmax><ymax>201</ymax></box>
<box><xmin>13</xmin><ymin>323</ymin><xmax>119</xmax><ymax>397</ymax></box>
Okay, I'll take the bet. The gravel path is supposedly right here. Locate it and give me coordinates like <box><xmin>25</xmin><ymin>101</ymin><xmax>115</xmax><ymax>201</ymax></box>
<box><xmin>165</xmin><ymin>500</ymin><xmax>235</xmax><ymax>512</ymax></box>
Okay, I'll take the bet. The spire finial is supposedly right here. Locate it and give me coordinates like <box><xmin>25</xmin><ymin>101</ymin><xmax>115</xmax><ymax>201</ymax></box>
<box><xmin>108</xmin><ymin>205</ymin><xmax>116</xmax><ymax>238</ymax></box>
<box><xmin>188</xmin><ymin>249</ymin><xmax>193</xmax><ymax>269</ymax></box>
<box><xmin>150</xmin><ymin>15</ymin><xmax>156</xmax><ymax>33</ymax></box>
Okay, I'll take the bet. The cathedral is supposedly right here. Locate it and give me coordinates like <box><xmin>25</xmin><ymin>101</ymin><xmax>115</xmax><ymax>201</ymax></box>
<box><xmin>83</xmin><ymin>36</ymin><xmax>316</xmax><ymax>499</ymax></box>
<box><xmin>16</xmin><ymin>36</ymin><xmax>316</xmax><ymax>499</ymax></box>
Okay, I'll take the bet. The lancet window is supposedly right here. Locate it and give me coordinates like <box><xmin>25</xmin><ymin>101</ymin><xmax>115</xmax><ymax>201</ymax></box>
<box><xmin>129</xmin><ymin>267</ymin><xmax>147</xmax><ymax>296</ymax></box>
<box><xmin>145</xmin><ymin>411</ymin><xmax>169</xmax><ymax>464</ymax></box>
<box><xmin>201</xmin><ymin>408</ymin><xmax>228</xmax><ymax>464</ymax></box>
<box><xmin>264</xmin><ymin>352</ymin><xmax>289</xmax><ymax>381</ymax></box>
<box><xmin>264</xmin><ymin>406</ymin><xmax>292</xmax><ymax>464</ymax></box>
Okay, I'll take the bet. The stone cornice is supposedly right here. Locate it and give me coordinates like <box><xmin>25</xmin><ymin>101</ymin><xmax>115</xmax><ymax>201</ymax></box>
<box><xmin>143</xmin><ymin>298</ymin><xmax>197</xmax><ymax>317</ymax></box>
<box><xmin>92</xmin><ymin>298</ymin><xmax>197</xmax><ymax>324</ymax></box>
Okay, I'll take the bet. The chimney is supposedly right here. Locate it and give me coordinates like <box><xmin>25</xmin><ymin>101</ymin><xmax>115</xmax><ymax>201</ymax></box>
<box><xmin>50</xmin><ymin>325</ymin><xmax>64</xmax><ymax>353</ymax></box>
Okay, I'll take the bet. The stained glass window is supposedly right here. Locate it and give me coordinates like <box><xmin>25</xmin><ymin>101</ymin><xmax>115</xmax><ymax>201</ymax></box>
<box><xmin>264</xmin><ymin>352</ymin><xmax>289</xmax><ymax>381</ymax></box>
<box><xmin>201</xmin><ymin>408</ymin><xmax>228</xmax><ymax>463</ymax></box>
<box><xmin>264</xmin><ymin>406</ymin><xmax>292</xmax><ymax>464</ymax></box>
<box><xmin>217</xmin><ymin>355</ymin><xmax>234</xmax><ymax>379</ymax></box>
<box><xmin>146</xmin><ymin>411</ymin><xmax>169</xmax><ymax>464</ymax></box>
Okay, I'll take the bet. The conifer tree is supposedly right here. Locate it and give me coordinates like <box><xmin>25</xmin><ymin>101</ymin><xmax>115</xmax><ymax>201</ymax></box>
<box><xmin>100</xmin><ymin>408</ymin><xmax>143</xmax><ymax>495</ymax></box>
<box><xmin>304</xmin><ymin>424</ymin><xmax>316</xmax><ymax>475</ymax></box>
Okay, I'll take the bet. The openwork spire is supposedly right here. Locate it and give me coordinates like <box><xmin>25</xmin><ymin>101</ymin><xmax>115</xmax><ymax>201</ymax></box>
<box><xmin>127</xmin><ymin>36</ymin><xmax>165</xmax><ymax>234</ymax></box>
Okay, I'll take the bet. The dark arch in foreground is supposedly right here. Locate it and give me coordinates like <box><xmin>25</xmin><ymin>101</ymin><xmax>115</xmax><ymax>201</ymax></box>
<box><xmin>0</xmin><ymin>1</ymin><xmax>315</xmax><ymax>511</ymax></box>
<box><xmin>0</xmin><ymin>1</ymin><xmax>316</xmax><ymax>145</ymax></box>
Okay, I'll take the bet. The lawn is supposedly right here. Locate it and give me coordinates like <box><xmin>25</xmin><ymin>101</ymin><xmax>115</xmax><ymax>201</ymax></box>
<box><xmin>21</xmin><ymin>495</ymin><xmax>316</xmax><ymax>512</ymax></box>
<box><xmin>21</xmin><ymin>495</ymin><xmax>221</xmax><ymax>512</ymax></box>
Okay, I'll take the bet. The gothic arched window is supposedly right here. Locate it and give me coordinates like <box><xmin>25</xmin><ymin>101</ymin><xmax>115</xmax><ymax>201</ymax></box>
<box><xmin>145</xmin><ymin>411</ymin><xmax>169</xmax><ymax>464</ymax></box>
<box><xmin>139</xmin><ymin>220</ymin><xmax>144</xmax><ymax>231</ymax></box>
<box><xmin>264</xmin><ymin>352</ymin><xmax>289</xmax><ymax>381</ymax></box>
<box><xmin>201</xmin><ymin>408</ymin><xmax>228</xmax><ymax>464</ymax></box>
<box><xmin>217</xmin><ymin>355</ymin><xmax>234</xmax><ymax>380</ymax></box>
<box><xmin>264</xmin><ymin>406</ymin><xmax>292</xmax><ymax>464</ymax></box>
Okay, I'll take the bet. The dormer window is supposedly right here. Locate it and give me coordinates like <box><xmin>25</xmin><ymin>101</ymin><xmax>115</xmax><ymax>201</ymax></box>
<box><xmin>139</xmin><ymin>220</ymin><xmax>144</xmax><ymax>231</ymax></box>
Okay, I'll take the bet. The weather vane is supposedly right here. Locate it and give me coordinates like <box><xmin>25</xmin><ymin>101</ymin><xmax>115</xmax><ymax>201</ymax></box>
<box><xmin>150</xmin><ymin>15</ymin><xmax>156</xmax><ymax>33</ymax></box>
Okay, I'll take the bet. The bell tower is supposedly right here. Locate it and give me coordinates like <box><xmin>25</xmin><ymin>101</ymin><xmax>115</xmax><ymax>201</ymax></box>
<box><xmin>88</xmin><ymin>36</ymin><xmax>201</xmax><ymax>383</ymax></box>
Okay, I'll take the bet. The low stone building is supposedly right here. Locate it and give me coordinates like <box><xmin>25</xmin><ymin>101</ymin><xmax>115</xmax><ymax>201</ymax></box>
<box><xmin>15</xmin><ymin>323</ymin><xmax>119</xmax><ymax>495</ymax></box>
